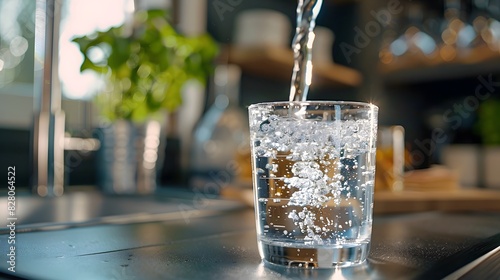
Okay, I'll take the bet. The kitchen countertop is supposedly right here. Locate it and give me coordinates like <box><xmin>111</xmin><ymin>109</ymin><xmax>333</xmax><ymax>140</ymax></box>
<box><xmin>1</xmin><ymin>189</ymin><xmax>500</xmax><ymax>280</ymax></box>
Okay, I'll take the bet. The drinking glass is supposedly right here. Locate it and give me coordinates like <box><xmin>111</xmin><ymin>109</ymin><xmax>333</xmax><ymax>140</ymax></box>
<box><xmin>376</xmin><ymin>126</ymin><xmax>405</xmax><ymax>192</ymax></box>
<box><xmin>248</xmin><ymin>101</ymin><xmax>378</xmax><ymax>268</ymax></box>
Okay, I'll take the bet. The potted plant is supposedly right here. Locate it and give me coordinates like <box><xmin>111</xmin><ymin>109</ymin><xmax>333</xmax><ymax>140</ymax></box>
<box><xmin>477</xmin><ymin>98</ymin><xmax>500</xmax><ymax>189</ymax></box>
<box><xmin>72</xmin><ymin>9</ymin><xmax>218</xmax><ymax>194</ymax></box>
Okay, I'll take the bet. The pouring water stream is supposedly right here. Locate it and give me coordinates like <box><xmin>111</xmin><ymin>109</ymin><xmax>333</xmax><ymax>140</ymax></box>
<box><xmin>289</xmin><ymin>0</ymin><xmax>324</xmax><ymax>102</ymax></box>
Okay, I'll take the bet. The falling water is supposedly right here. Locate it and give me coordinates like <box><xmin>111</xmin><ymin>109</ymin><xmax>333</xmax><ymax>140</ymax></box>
<box><xmin>289</xmin><ymin>0</ymin><xmax>323</xmax><ymax>102</ymax></box>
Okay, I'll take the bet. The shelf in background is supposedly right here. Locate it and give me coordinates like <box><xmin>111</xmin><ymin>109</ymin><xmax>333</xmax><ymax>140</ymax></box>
<box><xmin>220</xmin><ymin>46</ymin><xmax>362</xmax><ymax>89</ymax></box>
<box><xmin>381</xmin><ymin>45</ymin><xmax>500</xmax><ymax>85</ymax></box>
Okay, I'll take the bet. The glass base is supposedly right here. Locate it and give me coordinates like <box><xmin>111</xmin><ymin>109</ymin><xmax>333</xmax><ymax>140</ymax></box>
<box><xmin>259</xmin><ymin>240</ymin><xmax>370</xmax><ymax>268</ymax></box>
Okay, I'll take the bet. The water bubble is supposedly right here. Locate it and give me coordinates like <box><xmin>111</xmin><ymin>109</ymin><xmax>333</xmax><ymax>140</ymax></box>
<box><xmin>252</xmin><ymin>113</ymin><xmax>375</xmax><ymax>246</ymax></box>
<box><xmin>298</xmin><ymin>211</ymin><xmax>306</xmax><ymax>219</ymax></box>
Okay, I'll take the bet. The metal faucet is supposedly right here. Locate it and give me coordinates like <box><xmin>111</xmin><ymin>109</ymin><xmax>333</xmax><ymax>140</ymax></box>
<box><xmin>32</xmin><ymin>0</ymin><xmax>65</xmax><ymax>196</ymax></box>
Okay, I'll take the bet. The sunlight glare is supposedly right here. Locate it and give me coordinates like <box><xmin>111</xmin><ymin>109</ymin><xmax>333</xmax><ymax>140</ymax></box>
<box><xmin>59</xmin><ymin>0</ymin><xmax>130</xmax><ymax>100</ymax></box>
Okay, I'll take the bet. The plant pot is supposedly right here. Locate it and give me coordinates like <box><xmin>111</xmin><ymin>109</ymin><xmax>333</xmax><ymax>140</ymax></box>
<box><xmin>97</xmin><ymin>120</ymin><xmax>164</xmax><ymax>194</ymax></box>
<box><xmin>483</xmin><ymin>146</ymin><xmax>500</xmax><ymax>189</ymax></box>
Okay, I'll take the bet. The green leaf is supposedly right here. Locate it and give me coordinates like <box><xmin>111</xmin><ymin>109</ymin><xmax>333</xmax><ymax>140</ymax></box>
<box><xmin>80</xmin><ymin>57</ymin><xmax>108</xmax><ymax>73</ymax></box>
<box><xmin>72</xmin><ymin>8</ymin><xmax>218</xmax><ymax>122</ymax></box>
<box><xmin>478</xmin><ymin>99</ymin><xmax>500</xmax><ymax>145</ymax></box>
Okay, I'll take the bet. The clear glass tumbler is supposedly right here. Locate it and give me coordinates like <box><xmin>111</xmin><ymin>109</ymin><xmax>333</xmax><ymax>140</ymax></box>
<box><xmin>248</xmin><ymin>101</ymin><xmax>378</xmax><ymax>268</ymax></box>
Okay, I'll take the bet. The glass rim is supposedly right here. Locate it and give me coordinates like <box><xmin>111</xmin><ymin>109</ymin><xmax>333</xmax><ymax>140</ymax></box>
<box><xmin>248</xmin><ymin>101</ymin><xmax>378</xmax><ymax>111</ymax></box>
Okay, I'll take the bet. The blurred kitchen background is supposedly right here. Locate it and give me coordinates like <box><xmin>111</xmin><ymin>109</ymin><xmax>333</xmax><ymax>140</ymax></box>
<box><xmin>1</xmin><ymin>0</ymin><xmax>500</xmax><ymax>196</ymax></box>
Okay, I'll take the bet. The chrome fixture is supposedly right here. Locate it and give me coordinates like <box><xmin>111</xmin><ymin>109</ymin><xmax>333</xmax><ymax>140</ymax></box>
<box><xmin>32</xmin><ymin>0</ymin><xmax>65</xmax><ymax>196</ymax></box>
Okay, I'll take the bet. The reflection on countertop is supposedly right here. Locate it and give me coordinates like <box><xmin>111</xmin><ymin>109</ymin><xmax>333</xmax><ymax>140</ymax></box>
<box><xmin>0</xmin><ymin>187</ymin><xmax>244</xmax><ymax>232</ymax></box>
<box><xmin>1</xmin><ymin>186</ymin><xmax>500</xmax><ymax>279</ymax></box>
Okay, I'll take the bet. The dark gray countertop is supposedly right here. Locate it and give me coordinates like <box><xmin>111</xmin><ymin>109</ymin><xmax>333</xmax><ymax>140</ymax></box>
<box><xmin>1</xmin><ymin>190</ymin><xmax>500</xmax><ymax>280</ymax></box>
